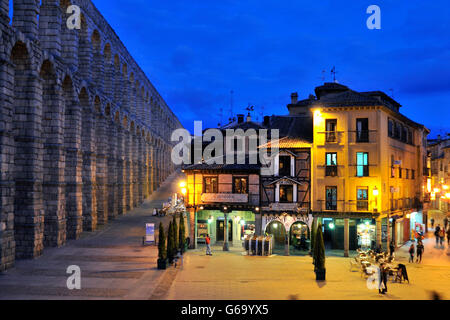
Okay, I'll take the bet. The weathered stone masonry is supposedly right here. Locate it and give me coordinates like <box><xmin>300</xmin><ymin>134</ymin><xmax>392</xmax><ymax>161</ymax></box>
<box><xmin>0</xmin><ymin>0</ymin><xmax>182</xmax><ymax>271</ymax></box>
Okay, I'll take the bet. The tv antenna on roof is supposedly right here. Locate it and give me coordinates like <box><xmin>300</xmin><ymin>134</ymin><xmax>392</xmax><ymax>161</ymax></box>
<box><xmin>319</xmin><ymin>69</ymin><xmax>326</xmax><ymax>82</ymax></box>
<box><xmin>331</xmin><ymin>66</ymin><xmax>337</xmax><ymax>82</ymax></box>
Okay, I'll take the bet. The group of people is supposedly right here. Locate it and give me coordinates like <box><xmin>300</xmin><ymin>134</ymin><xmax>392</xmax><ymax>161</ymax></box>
<box><xmin>408</xmin><ymin>240</ymin><xmax>425</xmax><ymax>263</ymax></box>
<box><xmin>431</xmin><ymin>219</ymin><xmax>450</xmax><ymax>248</ymax></box>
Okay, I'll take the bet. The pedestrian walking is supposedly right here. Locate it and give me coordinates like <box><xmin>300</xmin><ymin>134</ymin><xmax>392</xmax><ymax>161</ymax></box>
<box><xmin>446</xmin><ymin>227</ymin><xmax>450</xmax><ymax>245</ymax></box>
<box><xmin>430</xmin><ymin>217</ymin><xmax>435</xmax><ymax>228</ymax></box>
<box><xmin>435</xmin><ymin>225</ymin><xmax>441</xmax><ymax>245</ymax></box>
<box><xmin>408</xmin><ymin>243</ymin><xmax>415</xmax><ymax>263</ymax></box>
<box><xmin>439</xmin><ymin>228</ymin><xmax>445</xmax><ymax>247</ymax></box>
<box><xmin>444</xmin><ymin>217</ymin><xmax>448</xmax><ymax>231</ymax></box>
<box><xmin>205</xmin><ymin>234</ymin><xmax>212</xmax><ymax>256</ymax></box>
<box><xmin>416</xmin><ymin>240</ymin><xmax>424</xmax><ymax>263</ymax></box>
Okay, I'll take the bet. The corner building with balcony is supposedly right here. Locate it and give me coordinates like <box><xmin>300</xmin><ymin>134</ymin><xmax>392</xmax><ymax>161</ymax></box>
<box><xmin>290</xmin><ymin>83</ymin><xmax>429</xmax><ymax>254</ymax></box>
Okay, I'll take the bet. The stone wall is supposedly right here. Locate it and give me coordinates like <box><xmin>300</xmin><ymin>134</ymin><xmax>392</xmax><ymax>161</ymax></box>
<box><xmin>0</xmin><ymin>0</ymin><xmax>182</xmax><ymax>271</ymax></box>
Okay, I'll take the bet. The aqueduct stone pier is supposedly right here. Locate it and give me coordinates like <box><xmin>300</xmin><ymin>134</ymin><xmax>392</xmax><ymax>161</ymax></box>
<box><xmin>0</xmin><ymin>0</ymin><xmax>182</xmax><ymax>271</ymax></box>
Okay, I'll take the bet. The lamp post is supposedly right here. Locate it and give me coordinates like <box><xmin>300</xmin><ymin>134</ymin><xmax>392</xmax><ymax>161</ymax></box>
<box><xmin>223</xmin><ymin>206</ymin><xmax>229</xmax><ymax>251</ymax></box>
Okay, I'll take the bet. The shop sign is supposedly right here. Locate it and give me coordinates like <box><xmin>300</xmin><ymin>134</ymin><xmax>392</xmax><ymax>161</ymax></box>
<box><xmin>201</xmin><ymin>193</ymin><xmax>248</xmax><ymax>203</ymax></box>
<box><xmin>269</xmin><ymin>203</ymin><xmax>298</xmax><ymax>211</ymax></box>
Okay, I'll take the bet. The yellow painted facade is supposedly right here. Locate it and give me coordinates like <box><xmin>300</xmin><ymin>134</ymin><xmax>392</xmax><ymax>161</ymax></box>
<box><xmin>310</xmin><ymin>105</ymin><xmax>428</xmax><ymax>246</ymax></box>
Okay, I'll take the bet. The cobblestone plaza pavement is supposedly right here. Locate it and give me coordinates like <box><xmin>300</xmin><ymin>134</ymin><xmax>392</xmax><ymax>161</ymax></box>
<box><xmin>0</xmin><ymin>169</ymin><xmax>448</xmax><ymax>300</ymax></box>
<box><xmin>167</xmin><ymin>241</ymin><xmax>450</xmax><ymax>300</ymax></box>
<box><xmin>0</xmin><ymin>172</ymin><xmax>182</xmax><ymax>300</ymax></box>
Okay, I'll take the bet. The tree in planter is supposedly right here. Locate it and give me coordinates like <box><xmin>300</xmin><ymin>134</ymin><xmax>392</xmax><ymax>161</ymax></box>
<box><xmin>172</xmin><ymin>215</ymin><xmax>178</xmax><ymax>254</ymax></box>
<box><xmin>313</xmin><ymin>223</ymin><xmax>326</xmax><ymax>280</ymax></box>
<box><xmin>167</xmin><ymin>221</ymin><xmax>175</xmax><ymax>264</ymax></box>
<box><xmin>310</xmin><ymin>218</ymin><xmax>317</xmax><ymax>257</ymax></box>
<box><xmin>157</xmin><ymin>222</ymin><xmax>167</xmax><ymax>269</ymax></box>
<box><xmin>179</xmin><ymin>213</ymin><xmax>186</xmax><ymax>254</ymax></box>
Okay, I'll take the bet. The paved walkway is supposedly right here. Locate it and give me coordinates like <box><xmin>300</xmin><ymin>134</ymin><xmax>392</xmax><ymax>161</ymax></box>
<box><xmin>0</xmin><ymin>171</ymin><xmax>185</xmax><ymax>300</ymax></box>
<box><xmin>166</xmin><ymin>239</ymin><xmax>450</xmax><ymax>300</ymax></box>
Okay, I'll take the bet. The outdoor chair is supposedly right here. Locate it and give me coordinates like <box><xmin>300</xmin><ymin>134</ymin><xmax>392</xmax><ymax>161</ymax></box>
<box><xmin>360</xmin><ymin>264</ymin><xmax>374</xmax><ymax>279</ymax></box>
<box><xmin>349</xmin><ymin>258</ymin><xmax>359</xmax><ymax>272</ymax></box>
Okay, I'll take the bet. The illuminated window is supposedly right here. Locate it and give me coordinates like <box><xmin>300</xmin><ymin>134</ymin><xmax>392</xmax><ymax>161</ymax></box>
<box><xmin>203</xmin><ymin>176</ymin><xmax>218</xmax><ymax>193</ymax></box>
<box><xmin>325</xmin><ymin>152</ymin><xmax>337</xmax><ymax>176</ymax></box>
<box><xmin>356</xmin><ymin>152</ymin><xmax>369</xmax><ymax>177</ymax></box>
<box><xmin>279</xmin><ymin>185</ymin><xmax>293</xmax><ymax>203</ymax></box>
<box><xmin>233</xmin><ymin>177</ymin><xmax>248</xmax><ymax>194</ymax></box>
<box><xmin>357</xmin><ymin>187</ymin><xmax>369</xmax><ymax>211</ymax></box>
<box><xmin>325</xmin><ymin>119</ymin><xmax>337</xmax><ymax>142</ymax></box>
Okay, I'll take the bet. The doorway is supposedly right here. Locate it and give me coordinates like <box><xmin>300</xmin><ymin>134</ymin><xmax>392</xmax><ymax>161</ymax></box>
<box><xmin>216</xmin><ymin>219</ymin><xmax>233</xmax><ymax>242</ymax></box>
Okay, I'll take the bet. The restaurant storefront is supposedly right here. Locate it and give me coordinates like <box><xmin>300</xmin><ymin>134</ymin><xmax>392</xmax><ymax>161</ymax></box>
<box><xmin>196</xmin><ymin>210</ymin><xmax>256</xmax><ymax>247</ymax></box>
<box><xmin>318</xmin><ymin>217</ymin><xmax>377</xmax><ymax>251</ymax></box>
<box><xmin>262</xmin><ymin>212</ymin><xmax>313</xmax><ymax>255</ymax></box>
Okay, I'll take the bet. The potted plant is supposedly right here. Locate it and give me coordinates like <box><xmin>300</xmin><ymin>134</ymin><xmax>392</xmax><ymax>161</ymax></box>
<box><xmin>310</xmin><ymin>218</ymin><xmax>317</xmax><ymax>257</ymax></box>
<box><xmin>167</xmin><ymin>221</ymin><xmax>175</xmax><ymax>265</ymax></box>
<box><xmin>179</xmin><ymin>213</ymin><xmax>186</xmax><ymax>254</ymax></box>
<box><xmin>157</xmin><ymin>222</ymin><xmax>167</xmax><ymax>269</ymax></box>
<box><xmin>172</xmin><ymin>215</ymin><xmax>178</xmax><ymax>255</ymax></box>
<box><xmin>313</xmin><ymin>223</ymin><xmax>326</xmax><ymax>281</ymax></box>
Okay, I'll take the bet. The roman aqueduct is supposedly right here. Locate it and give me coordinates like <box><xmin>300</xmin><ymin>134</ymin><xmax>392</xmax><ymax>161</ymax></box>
<box><xmin>0</xmin><ymin>0</ymin><xmax>182</xmax><ymax>271</ymax></box>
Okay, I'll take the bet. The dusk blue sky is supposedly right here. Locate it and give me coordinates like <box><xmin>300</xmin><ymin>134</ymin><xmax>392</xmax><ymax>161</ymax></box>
<box><xmin>58</xmin><ymin>1</ymin><xmax>450</xmax><ymax>135</ymax></box>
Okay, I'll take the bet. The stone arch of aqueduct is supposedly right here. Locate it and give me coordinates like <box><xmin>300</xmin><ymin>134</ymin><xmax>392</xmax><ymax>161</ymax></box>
<box><xmin>0</xmin><ymin>0</ymin><xmax>183</xmax><ymax>271</ymax></box>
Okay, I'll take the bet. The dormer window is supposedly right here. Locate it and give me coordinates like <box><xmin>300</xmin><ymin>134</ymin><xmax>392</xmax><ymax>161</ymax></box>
<box><xmin>279</xmin><ymin>155</ymin><xmax>292</xmax><ymax>177</ymax></box>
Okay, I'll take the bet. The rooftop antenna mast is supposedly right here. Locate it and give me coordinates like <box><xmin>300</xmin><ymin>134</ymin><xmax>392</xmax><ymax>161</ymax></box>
<box><xmin>320</xmin><ymin>69</ymin><xmax>326</xmax><ymax>82</ymax></box>
<box><xmin>331</xmin><ymin>66</ymin><xmax>337</xmax><ymax>82</ymax></box>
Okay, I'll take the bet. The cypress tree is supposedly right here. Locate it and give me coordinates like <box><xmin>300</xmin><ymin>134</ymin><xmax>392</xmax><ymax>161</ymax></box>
<box><xmin>158</xmin><ymin>222</ymin><xmax>166</xmax><ymax>260</ymax></box>
<box><xmin>310</xmin><ymin>218</ymin><xmax>317</xmax><ymax>255</ymax></box>
<box><xmin>179</xmin><ymin>213</ymin><xmax>186</xmax><ymax>253</ymax></box>
<box><xmin>172</xmin><ymin>215</ymin><xmax>178</xmax><ymax>253</ymax></box>
<box><xmin>313</xmin><ymin>223</ymin><xmax>326</xmax><ymax>271</ymax></box>
<box><xmin>167</xmin><ymin>221</ymin><xmax>174</xmax><ymax>264</ymax></box>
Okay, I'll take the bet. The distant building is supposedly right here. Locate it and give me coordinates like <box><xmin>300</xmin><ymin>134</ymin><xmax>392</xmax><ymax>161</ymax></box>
<box><xmin>427</xmin><ymin>134</ymin><xmax>450</xmax><ymax>214</ymax></box>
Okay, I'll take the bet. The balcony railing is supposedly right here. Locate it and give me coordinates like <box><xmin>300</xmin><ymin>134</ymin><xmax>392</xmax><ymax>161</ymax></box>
<box><xmin>325</xmin><ymin>165</ymin><xmax>338</xmax><ymax>177</ymax></box>
<box><xmin>317</xmin><ymin>131</ymin><xmax>344</xmax><ymax>144</ymax></box>
<box><xmin>348</xmin><ymin>130</ymin><xmax>378</xmax><ymax>144</ymax></box>
<box><xmin>316</xmin><ymin>200</ymin><xmax>374</xmax><ymax>213</ymax></box>
<box><xmin>357</xmin><ymin>200</ymin><xmax>369</xmax><ymax>211</ymax></box>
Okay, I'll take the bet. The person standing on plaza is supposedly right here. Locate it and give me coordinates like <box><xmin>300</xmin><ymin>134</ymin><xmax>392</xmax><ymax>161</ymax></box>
<box><xmin>430</xmin><ymin>217</ymin><xmax>435</xmax><ymax>229</ymax></box>
<box><xmin>205</xmin><ymin>234</ymin><xmax>212</xmax><ymax>256</ymax></box>
<box><xmin>408</xmin><ymin>243</ymin><xmax>415</xmax><ymax>263</ymax></box>
<box><xmin>439</xmin><ymin>228</ymin><xmax>445</xmax><ymax>247</ymax></box>
<box><xmin>446</xmin><ymin>227</ymin><xmax>450</xmax><ymax>245</ymax></box>
<box><xmin>389</xmin><ymin>241</ymin><xmax>395</xmax><ymax>258</ymax></box>
<box><xmin>444</xmin><ymin>217</ymin><xmax>448</xmax><ymax>231</ymax></box>
<box><xmin>379</xmin><ymin>263</ymin><xmax>388</xmax><ymax>294</ymax></box>
<box><xmin>416</xmin><ymin>240</ymin><xmax>424</xmax><ymax>263</ymax></box>
<box><xmin>435</xmin><ymin>224</ymin><xmax>441</xmax><ymax>246</ymax></box>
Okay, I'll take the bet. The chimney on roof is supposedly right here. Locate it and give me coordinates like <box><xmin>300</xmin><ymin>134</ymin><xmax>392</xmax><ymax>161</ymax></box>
<box><xmin>263</xmin><ymin>116</ymin><xmax>270</xmax><ymax>126</ymax></box>
<box><xmin>237</xmin><ymin>114</ymin><xmax>244</xmax><ymax>124</ymax></box>
<box><xmin>291</xmin><ymin>92</ymin><xmax>298</xmax><ymax>104</ymax></box>
<box><xmin>246</xmin><ymin>112</ymin><xmax>251</xmax><ymax>122</ymax></box>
